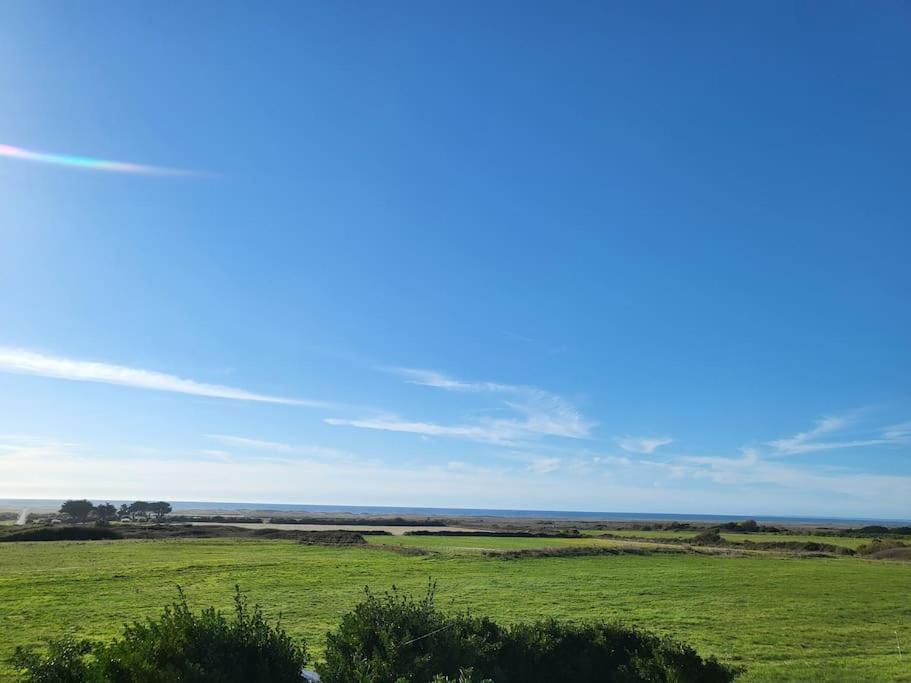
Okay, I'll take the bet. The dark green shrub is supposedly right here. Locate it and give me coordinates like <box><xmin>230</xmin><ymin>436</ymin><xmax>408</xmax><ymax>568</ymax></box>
<box><xmin>10</xmin><ymin>588</ymin><xmax>307</xmax><ymax>683</ymax></box>
<box><xmin>9</xmin><ymin>639</ymin><xmax>94</xmax><ymax>683</ymax></box>
<box><xmin>320</xmin><ymin>584</ymin><xmax>740</xmax><ymax>682</ymax></box>
<box><xmin>690</xmin><ymin>530</ymin><xmax>725</xmax><ymax>546</ymax></box>
<box><xmin>0</xmin><ymin>526</ymin><xmax>122</xmax><ymax>542</ymax></box>
<box><xmin>320</xmin><ymin>583</ymin><xmax>502</xmax><ymax>683</ymax></box>
<box><xmin>856</xmin><ymin>539</ymin><xmax>908</xmax><ymax>555</ymax></box>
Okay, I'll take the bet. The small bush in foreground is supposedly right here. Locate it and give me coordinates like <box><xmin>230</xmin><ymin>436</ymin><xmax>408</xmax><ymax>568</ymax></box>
<box><xmin>10</xmin><ymin>588</ymin><xmax>307</xmax><ymax>683</ymax></box>
<box><xmin>11</xmin><ymin>585</ymin><xmax>738</xmax><ymax>682</ymax></box>
<box><xmin>319</xmin><ymin>583</ymin><xmax>739</xmax><ymax>682</ymax></box>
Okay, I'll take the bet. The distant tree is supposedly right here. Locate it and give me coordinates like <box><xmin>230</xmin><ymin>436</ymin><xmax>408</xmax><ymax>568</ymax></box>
<box><xmin>95</xmin><ymin>503</ymin><xmax>118</xmax><ymax>524</ymax></box>
<box><xmin>151</xmin><ymin>502</ymin><xmax>172</xmax><ymax>521</ymax></box>
<box><xmin>738</xmin><ymin>519</ymin><xmax>759</xmax><ymax>533</ymax></box>
<box><xmin>118</xmin><ymin>504</ymin><xmax>130</xmax><ymax>519</ymax></box>
<box><xmin>59</xmin><ymin>500</ymin><xmax>95</xmax><ymax>524</ymax></box>
<box><xmin>129</xmin><ymin>501</ymin><xmax>150</xmax><ymax>521</ymax></box>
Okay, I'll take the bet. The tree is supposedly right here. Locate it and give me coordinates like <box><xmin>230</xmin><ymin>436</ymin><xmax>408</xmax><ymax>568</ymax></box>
<box><xmin>59</xmin><ymin>500</ymin><xmax>95</xmax><ymax>524</ymax></box>
<box><xmin>118</xmin><ymin>504</ymin><xmax>130</xmax><ymax>519</ymax></box>
<box><xmin>150</xmin><ymin>502</ymin><xmax>172</xmax><ymax>521</ymax></box>
<box><xmin>95</xmin><ymin>503</ymin><xmax>118</xmax><ymax>524</ymax></box>
<box><xmin>129</xmin><ymin>501</ymin><xmax>149</xmax><ymax>521</ymax></box>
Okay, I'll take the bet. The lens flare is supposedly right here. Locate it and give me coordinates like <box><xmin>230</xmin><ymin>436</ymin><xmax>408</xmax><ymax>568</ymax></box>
<box><xmin>0</xmin><ymin>143</ymin><xmax>199</xmax><ymax>176</ymax></box>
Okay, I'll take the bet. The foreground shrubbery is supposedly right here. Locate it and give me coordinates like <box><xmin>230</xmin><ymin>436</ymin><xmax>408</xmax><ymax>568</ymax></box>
<box><xmin>320</xmin><ymin>584</ymin><xmax>739</xmax><ymax>682</ymax></box>
<box><xmin>11</xmin><ymin>589</ymin><xmax>307</xmax><ymax>682</ymax></box>
<box><xmin>12</xmin><ymin>585</ymin><xmax>739</xmax><ymax>682</ymax></box>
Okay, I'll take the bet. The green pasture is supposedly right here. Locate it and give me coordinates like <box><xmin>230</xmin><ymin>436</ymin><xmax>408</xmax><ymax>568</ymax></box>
<box><xmin>587</xmin><ymin>529</ymin><xmax>872</xmax><ymax>549</ymax></box>
<box><xmin>1</xmin><ymin>538</ymin><xmax>908</xmax><ymax>681</ymax></box>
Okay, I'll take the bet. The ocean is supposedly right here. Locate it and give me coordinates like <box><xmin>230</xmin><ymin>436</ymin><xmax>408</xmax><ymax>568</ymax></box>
<box><xmin>2</xmin><ymin>498</ymin><xmax>908</xmax><ymax>525</ymax></box>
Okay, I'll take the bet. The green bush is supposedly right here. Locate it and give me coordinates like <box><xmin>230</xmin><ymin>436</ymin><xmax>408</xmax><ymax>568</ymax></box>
<box><xmin>856</xmin><ymin>538</ymin><xmax>908</xmax><ymax>555</ymax></box>
<box><xmin>319</xmin><ymin>583</ymin><xmax>739</xmax><ymax>682</ymax></box>
<box><xmin>0</xmin><ymin>526</ymin><xmax>122</xmax><ymax>542</ymax></box>
<box><xmin>11</xmin><ymin>585</ymin><xmax>739</xmax><ymax>683</ymax></box>
<box><xmin>10</xmin><ymin>588</ymin><xmax>307</xmax><ymax>683</ymax></box>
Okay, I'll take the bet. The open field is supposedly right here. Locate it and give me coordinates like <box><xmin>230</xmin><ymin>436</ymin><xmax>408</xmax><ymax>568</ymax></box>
<box><xmin>1</xmin><ymin>537</ymin><xmax>909</xmax><ymax>681</ymax></box>
<box><xmin>366</xmin><ymin>534</ymin><xmax>669</xmax><ymax>553</ymax></box>
<box><xmin>190</xmin><ymin>521</ymin><xmax>484</xmax><ymax>535</ymax></box>
<box><xmin>588</xmin><ymin>529</ymin><xmax>875</xmax><ymax>550</ymax></box>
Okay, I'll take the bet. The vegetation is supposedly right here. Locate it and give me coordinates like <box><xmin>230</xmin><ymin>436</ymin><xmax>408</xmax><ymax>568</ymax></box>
<box><xmin>9</xmin><ymin>584</ymin><xmax>734</xmax><ymax>683</ymax></box>
<box><xmin>55</xmin><ymin>499</ymin><xmax>172</xmax><ymax>524</ymax></box>
<box><xmin>320</xmin><ymin>584</ymin><xmax>737</xmax><ymax>682</ymax></box>
<box><xmin>11</xmin><ymin>588</ymin><xmax>307</xmax><ymax>682</ymax></box>
<box><xmin>0</xmin><ymin>526</ymin><xmax>123</xmax><ymax>542</ymax></box>
<box><xmin>1</xmin><ymin>538</ymin><xmax>909</xmax><ymax>681</ymax></box>
<box><xmin>58</xmin><ymin>500</ymin><xmax>96</xmax><ymax>524</ymax></box>
<box><xmin>856</xmin><ymin>539</ymin><xmax>909</xmax><ymax>555</ymax></box>
<box><xmin>404</xmin><ymin>530</ymin><xmax>582</xmax><ymax>538</ymax></box>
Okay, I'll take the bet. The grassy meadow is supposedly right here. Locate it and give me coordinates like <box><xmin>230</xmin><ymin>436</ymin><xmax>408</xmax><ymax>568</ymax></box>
<box><xmin>586</xmin><ymin>529</ymin><xmax>873</xmax><ymax>549</ymax></box>
<box><xmin>1</xmin><ymin>537</ymin><xmax>910</xmax><ymax>681</ymax></box>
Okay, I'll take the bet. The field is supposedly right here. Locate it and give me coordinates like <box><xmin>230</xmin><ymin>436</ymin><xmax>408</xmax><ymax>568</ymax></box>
<box><xmin>1</xmin><ymin>537</ymin><xmax>910</xmax><ymax>681</ymax></box>
<box><xmin>588</xmin><ymin>529</ymin><xmax>872</xmax><ymax>549</ymax></box>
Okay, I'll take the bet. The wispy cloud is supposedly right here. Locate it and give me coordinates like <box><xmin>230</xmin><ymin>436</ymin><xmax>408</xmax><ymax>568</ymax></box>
<box><xmin>389</xmin><ymin>367</ymin><xmax>514</xmax><ymax>393</ymax></box>
<box><xmin>615</xmin><ymin>436</ymin><xmax>673</xmax><ymax>454</ymax></box>
<box><xmin>205</xmin><ymin>434</ymin><xmax>294</xmax><ymax>452</ymax></box>
<box><xmin>0</xmin><ymin>143</ymin><xmax>202</xmax><ymax>177</ymax></box>
<box><xmin>0</xmin><ymin>347</ymin><xmax>325</xmax><ymax>406</ymax></box>
<box><xmin>766</xmin><ymin>415</ymin><xmax>909</xmax><ymax>455</ymax></box>
<box><xmin>204</xmin><ymin>434</ymin><xmax>350</xmax><ymax>460</ymax></box>
<box><xmin>329</xmin><ymin>368</ymin><xmax>594</xmax><ymax>444</ymax></box>
<box><xmin>529</xmin><ymin>457</ymin><xmax>561</xmax><ymax>474</ymax></box>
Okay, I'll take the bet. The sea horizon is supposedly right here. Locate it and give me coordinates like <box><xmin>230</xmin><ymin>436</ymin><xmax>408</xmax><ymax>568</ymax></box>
<box><xmin>3</xmin><ymin>498</ymin><xmax>908</xmax><ymax>526</ymax></box>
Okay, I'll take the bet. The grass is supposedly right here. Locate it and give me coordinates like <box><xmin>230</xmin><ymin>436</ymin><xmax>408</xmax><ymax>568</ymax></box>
<box><xmin>590</xmin><ymin>529</ymin><xmax>872</xmax><ymax>549</ymax></box>
<box><xmin>367</xmin><ymin>534</ymin><xmax>634</xmax><ymax>552</ymax></box>
<box><xmin>1</xmin><ymin>538</ymin><xmax>909</xmax><ymax>681</ymax></box>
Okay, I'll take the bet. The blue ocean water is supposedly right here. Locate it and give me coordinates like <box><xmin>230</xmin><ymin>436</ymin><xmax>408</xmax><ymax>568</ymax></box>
<box><xmin>3</xmin><ymin>498</ymin><xmax>908</xmax><ymax>525</ymax></box>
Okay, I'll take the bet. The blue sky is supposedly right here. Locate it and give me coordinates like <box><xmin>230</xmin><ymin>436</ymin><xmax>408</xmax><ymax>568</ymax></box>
<box><xmin>1</xmin><ymin>2</ymin><xmax>909</xmax><ymax>518</ymax></box>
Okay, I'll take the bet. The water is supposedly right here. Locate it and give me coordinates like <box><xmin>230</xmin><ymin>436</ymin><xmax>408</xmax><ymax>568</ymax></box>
<box><xmin>3</xmin><ymin>498</ymin><xmax>907</xmax><ymax>526</ymax></box>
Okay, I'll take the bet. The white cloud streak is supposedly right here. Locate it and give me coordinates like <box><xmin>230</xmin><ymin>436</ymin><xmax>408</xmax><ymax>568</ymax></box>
<box><xmin>204</xmin><ymin>434</ymin><xmax>349</xmax><ymax>460</ymax></box>
<box><xmin>615</xmin><ymin>436</ymin><xmax>673</xmax><ymax>454</ymax></box>
<box><xmin>330</xmin><ymin>368</ymin><xmax>594</xmax><ymax>444</ymax></box>
<box><xmin>0</xmin><ymin>348</ymin><xmax>327</xmax><ymax>407</ymax></box>
<box><xmin>766</xmin><ymin>415</ymin><xmax>910</xmax><ymax>455</ymax></box>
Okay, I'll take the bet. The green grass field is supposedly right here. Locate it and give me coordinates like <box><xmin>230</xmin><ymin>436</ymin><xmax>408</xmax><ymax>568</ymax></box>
<box><xmin>367</xmin><ymin>534</ymin><xmax>639</xmax><ymax>552</ymax></box>
<box><xmin>1</xmin><ymin>538</ymin><xmax>909</xmax><ymax>681</ymax></box>
<box><xmin>587</xmin><ymin>529</ymin><xmax>873</xmax><ymax>549</ymax></box>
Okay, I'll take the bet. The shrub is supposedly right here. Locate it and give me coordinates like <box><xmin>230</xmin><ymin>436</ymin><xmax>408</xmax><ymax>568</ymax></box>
<box><xmin>10</xmin><ymin>588</ymin><xmax>307</xmax><ymax>683</ymax></box>
<box><xmin>321</xmin><ymin>583</ymin><xmax>502</xmax><ymax>683</ymax></box>
<box><xmin>856</xmin><ymin>539</ymin><xmax>908</xmax><ymax>555</ymax></box>
<box><xmin>690</xmin><ymin>530</ymin><xmax>725</xmax><ymax>546</ymax></box>
<box><xmin>9</xmin><ymin>638</ymin><xmax>94</xmax><ymax>682</ymax></box>
<box><xmin>296</xmin><ymin>530</ymin><xmax>368</xmax><ymax>545</ymax></box>
<box><xmin>0</xmin><ymin>526</ymin><xmax>122</xmax><ymax>542</ymax></box>
<box><xmin>319</xmin><ymin>584</ymin><xmax>739</xmax><ymax>682</ymax></box>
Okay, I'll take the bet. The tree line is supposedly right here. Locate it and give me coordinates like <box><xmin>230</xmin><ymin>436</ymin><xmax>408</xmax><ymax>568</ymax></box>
<box><xmin>58</xmin><ymin>500</ymin><xmax>172</xmax><ymax>524</ymax></box>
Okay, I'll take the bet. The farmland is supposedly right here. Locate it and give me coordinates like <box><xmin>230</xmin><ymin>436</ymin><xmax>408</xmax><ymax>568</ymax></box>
<box><xmin>1</xmin><ymin>536</ymin><xmax>909</xmax><ymax>681</ymax></box>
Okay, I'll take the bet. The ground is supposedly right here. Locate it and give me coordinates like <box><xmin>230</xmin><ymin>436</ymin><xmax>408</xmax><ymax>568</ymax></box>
<box><xmin>1</xmin><ymin>536</ymin><xmax>909</xmax><ymax>681</ymax></box>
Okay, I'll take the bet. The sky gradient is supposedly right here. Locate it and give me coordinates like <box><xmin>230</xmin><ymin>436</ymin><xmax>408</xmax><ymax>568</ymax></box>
<box><xmin>1</xmin><ymin>2</ymin><xmax>909</xmax><ymax>518</ymax></box>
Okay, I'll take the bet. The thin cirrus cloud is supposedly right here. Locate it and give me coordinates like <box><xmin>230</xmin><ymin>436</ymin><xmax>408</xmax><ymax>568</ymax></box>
<box><xmin>765</xmin><ymin>415</ymin><xmax>910</xmax><ymax>455</ymax></box>
<box><xmin>327</xmin><ymin>367</ymin><xmax>594</xmax><ymax>444</ymax></box>
<box><xmin>0</xmin><ymin>347</ymin><xmax>327</xmax><ymax>407</ymax></box>
<box><xmin>204</xmin><ymin>434</ymin><xmax>351</xmax><ymax>460</ymax></box>
<box><xmin>0</xmin><ymin>143</ymin><xmax>202</xmax><ymax>177</ymax></box>
<box><xmin>615</xmin><ymin>436</ymin><xmax>673</xmax><ymax>454</ymax></box>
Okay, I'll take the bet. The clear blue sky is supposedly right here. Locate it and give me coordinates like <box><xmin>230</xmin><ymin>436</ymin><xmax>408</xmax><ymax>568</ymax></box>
<box><xmin>1</xmin><ymin>2</ymin><xmax>909</xmax><ymax>518</ymax></box>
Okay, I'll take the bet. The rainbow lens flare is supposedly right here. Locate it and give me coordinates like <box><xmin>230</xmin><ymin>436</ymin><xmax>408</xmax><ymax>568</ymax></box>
<box><xmin>0</xmin><ymin>143</ymin><xmax>198</xmax><ymax>176</ymax></box>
